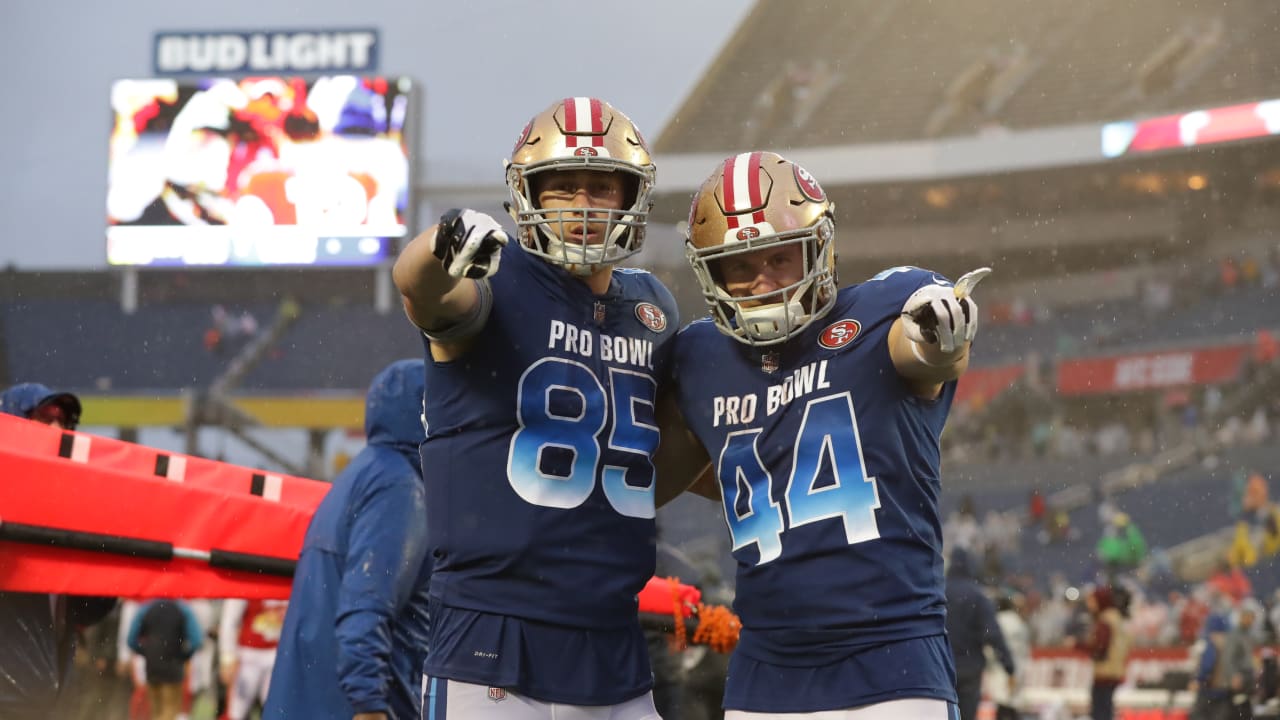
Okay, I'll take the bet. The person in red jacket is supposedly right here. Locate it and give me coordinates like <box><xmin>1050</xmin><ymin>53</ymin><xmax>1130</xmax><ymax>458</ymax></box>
<box><xmin>1087</xmin><ymin>586</ymin><xmax>1132</xmax><ymax>720</ymax></box>
<box><xmin>218</xmin><ymin>599</ymin><xmax>287</xmax><ymax>720</ymax></box>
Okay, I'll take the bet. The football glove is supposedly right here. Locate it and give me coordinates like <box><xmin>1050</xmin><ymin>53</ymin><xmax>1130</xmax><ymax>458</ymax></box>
<box><xmin>900</xmin><ymin>267</ymin><xmax>990</xmax><ymax>354</ymax></box>
<box><xmin>433</xmin><ymin>208</ymin><xmax>509</xmax><ymax>280</ymax></box>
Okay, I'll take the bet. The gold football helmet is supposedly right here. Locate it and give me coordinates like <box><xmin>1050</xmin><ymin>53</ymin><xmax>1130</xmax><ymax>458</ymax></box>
<box><xmin>506</xmin><ymin>97</ymin><xmax>656</xmax><ymax>274</ymax></box>
<box><xmin>685</xmin><ymin>151</ymin><xmax>837</xmax><ymax>345</ymax></box>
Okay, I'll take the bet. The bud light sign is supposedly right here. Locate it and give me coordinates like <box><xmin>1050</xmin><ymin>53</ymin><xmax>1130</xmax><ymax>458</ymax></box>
<box><xmin>154</xmin><ymin>29</ymin><xmax>379</xmax><ymax>75</ymax></box>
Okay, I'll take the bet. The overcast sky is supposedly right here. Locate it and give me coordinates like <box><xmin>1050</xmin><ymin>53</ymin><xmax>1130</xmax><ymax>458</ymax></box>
<box><xmin>0</xmin><ymin>0</ymin><xmax>754</xmax><ymax>269</ymax></box>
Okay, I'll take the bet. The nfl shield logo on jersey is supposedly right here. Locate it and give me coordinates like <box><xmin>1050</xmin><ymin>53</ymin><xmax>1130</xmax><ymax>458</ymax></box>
<box><xmin>761</xmin><ymin>351</ymin><xmax>781</xmax><ymax>373</ymax></box>
<box><xmin>487</xmin><ymin>687</ymin><xmax>507</xmax><ymax>702</ymax></box>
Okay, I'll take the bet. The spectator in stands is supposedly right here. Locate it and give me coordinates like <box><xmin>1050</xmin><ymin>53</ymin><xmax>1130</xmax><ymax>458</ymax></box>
<box><xmin>1128</xmin><ymin>589</ymin><xmax>1170</xmax><ymax>648</ymax></box>
<box><xmin>1086</xmin><ymin>585</ymin><xmax>1132</xmax><ymax>720</ymax></box>
<box><xmin>1183</xmin><ymin>588</ymin><xmax>1214</xmax><ymax>645</ymax></box>
<box><xmin>1208</xmin><ymin>559</ymin><xmax>1254</xmax><ymax>605</ymax></box>
<box><xmin>1097</xmin><ymin>512</ymin><xmax>1148</xmax><ymax>578</ymax></box>
<box><xmin>1030</xmin><ymin>579</ymin><xmax>1079</xmax><ymax>647</ymax></box>
<box><xmin>989</xmin><ymin>592</ymin><xmax>1031</xmax><ymax>720</ymax></box>
<box><xmin>1242</xmin><ymin>255</ymin><xmax>1261</xmax><ymax>286</ymax></box>
<box><xmin>126</xmin><ymin>599</ymin><xmax>203</xmax><ymax>720</ymax></box>
<box><xmin>1223</xmin><ymin>601</ymin><xmax>1261</xmax><ymax>718</ymax></box>
<box><xmin>1220</xmin><ymin>257</ymin><xmax>1241</xmax><ymax>292</ymax></box>
<box><xmin>0</xmin><ymin>383</ymin><xmax>117</xmax><ymax>719</ymax></box>
<box><xmin>1191</xmin><ymin>613</ymin><xmax>1234</xmax><ymax>720</ymax></box>
<box><xmin>265</xmin><ymin>359</ymin><xmax>431</xmax><ymax>720</ymax></box>
<box><xmin>945</xmin><ymin>495</ymin><xmax>983</xmax><ymax>555</ymax></box>
<box><xmin>946</xmin><ymin>548</ymin><xmax>1016</xmax><ymax>720</ymax></box>
<box><xmin>1029</xmin><ymin>489</ymin><xmax>1047</xmax><ymax>525</ymax></box>
<box><xmin>1040</xmin><ymin>506</ymin><xmax>1078</xmax><ymax>546</ymax></box>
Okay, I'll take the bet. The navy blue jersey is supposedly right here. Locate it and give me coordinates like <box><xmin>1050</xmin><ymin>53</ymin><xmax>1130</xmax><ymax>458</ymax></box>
<box><xmin>671</xmin><ymin>267</ymin><xmax>959</xmax><ymax>710</ymax></box>
<box><xmin>420</xmin><ymin>240</ymin><xmax>677</xmax><ymax>704</ymax></box>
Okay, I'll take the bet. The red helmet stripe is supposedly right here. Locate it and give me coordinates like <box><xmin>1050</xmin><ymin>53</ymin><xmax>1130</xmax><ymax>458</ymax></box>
<box><xmin>590</xmin><ymin>98</ymin><xmax>604</xmax><ymax>146</ymax></box>
<box><xmin>563</xmin><ymin>97</ymin><xmax>579</xmax><ymax>147</ymax></box>
<box><xmin>564</xmin><ymin>97</ymin><xmax>578</xmax><ymax>132</ymax></box>
<box><xmin>722</xmin><ymin>155</ymin><xmax>740</xmax><ymax>228</ymax></box>
<box><xmin>746</xmin><ymin>151</ymin><xmax>766</xmax><ymax>224</ymax></box>
<box><xmin>723</xmin><ymin>152</ymin><xmax>765</xmax><ymax>229</ymax></box>
<box><xmin>746</xmin><ymin>151</ymin><xmax>763</xmax><ymax>209</ymax></box>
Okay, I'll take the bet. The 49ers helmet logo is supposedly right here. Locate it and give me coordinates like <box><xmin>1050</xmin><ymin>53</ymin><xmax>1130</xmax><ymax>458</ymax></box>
<box><xmin>513</xmin><ymin>119</ymin><xmax>533</xmax><ymax>154</ymax></box>
<box><xmin>736</xmin><ymin>226</ymin><xmax>760</xmax><ymax>241</ymax></box>
<box><xmin>818</xmin><ymin>319</ymin><xmax>861</xmax><ymax>349</ymax></box>
<box><xmin>794</xmin><ymin>163</ymin><xmax>825</xmax><ymax>202</ymax></box>
<box><xmin>635</xmin><ymin>303</ymin><xmax>668</xmax><ymax>333</ymax></box>
<box><xmin>574</xmin><ymin>146</ymin><xmax>598</xmax><ymax>157</ymax></box>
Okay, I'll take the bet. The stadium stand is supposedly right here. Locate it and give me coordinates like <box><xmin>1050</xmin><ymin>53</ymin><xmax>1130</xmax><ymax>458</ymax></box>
<box><xmin>657</xmin><ymin>0</ymin><xmax>1280</xmax><ymax>151</ymax></box>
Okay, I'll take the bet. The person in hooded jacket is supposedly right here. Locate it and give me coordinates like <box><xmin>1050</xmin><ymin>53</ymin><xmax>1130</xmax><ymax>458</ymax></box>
<box><xmin>945</xmin><ymin>547</ymin><xmax>1016</xmax><ymax>720</ymax></box>
<box><xmin>264</xmin><ymin>359</ymin><xmax>431</xmax><ymax>720</ymax></box>
<box><xmin>1087</xmin><ymin>585</ymin><xmax>1133</xmax><ymax>720</ymax></box>
<box><xmin>0</xmin><ymin>383</ymin><xmax>117</xmax><ymax>719</ymax></box>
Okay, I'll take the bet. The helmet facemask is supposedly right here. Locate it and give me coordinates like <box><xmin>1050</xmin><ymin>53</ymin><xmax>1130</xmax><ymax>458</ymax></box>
<box><xmin>508</xmin><ymin>159</ymin><xmax>652</xmax><ymax>276</ymax></box>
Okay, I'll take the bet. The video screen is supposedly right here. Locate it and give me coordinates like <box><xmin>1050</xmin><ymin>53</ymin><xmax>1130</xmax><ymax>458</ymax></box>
<box><xmin>106</xmin><ymin>76</ymin><xmax>413</xmax><ymax>267</ymax></box>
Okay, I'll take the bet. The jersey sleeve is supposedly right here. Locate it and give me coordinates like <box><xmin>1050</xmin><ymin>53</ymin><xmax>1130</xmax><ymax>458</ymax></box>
<box><xmin>860</xmin><ymin>266</ymin><xmax>954</xmax><ymax>322</ymax></box>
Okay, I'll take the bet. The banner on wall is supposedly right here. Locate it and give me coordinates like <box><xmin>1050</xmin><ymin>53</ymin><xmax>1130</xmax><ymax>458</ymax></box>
<box><xmin>1009</xmin><ymin>646</ymin><xmax>1195</xmax><ymax>715</ymax></box>
<box><xmin>954</xmin><ymin>364</ymin><xmax>1025</xmax><ymax>407</ymax></box>
<box><xmin>153</xmin><ymin>29</ymin><xmax>379</xmax><ymax>75</ymax></box>
<box><xmin>1055</xmin><ymin>343</ymin><xmax>1250</xmax><ymax>396</ymax></box>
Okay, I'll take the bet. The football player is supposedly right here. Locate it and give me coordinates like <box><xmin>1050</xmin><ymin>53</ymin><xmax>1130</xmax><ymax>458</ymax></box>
<box><xmin>219</xmin><ymin>598</ymin><xmax>287</xmax><ymax>720</ymax></box>
<box><xmin>392</xmin><ymin>97</ymin><xmax>678</xmax><ymax>719</ymax></box>
<box><xmin>655</xmin><ymin>151</ymin><xmax>988</xmax><ymax>719</ymax></box>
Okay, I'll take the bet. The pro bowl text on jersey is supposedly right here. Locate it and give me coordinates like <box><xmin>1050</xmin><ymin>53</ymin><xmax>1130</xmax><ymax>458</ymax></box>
<box><xmin>712</xmin><ymin>359</ymin><xmax>834</xmax><ymax>426</ymax></box>
<box><xmin>547</xmin><ymin>319</ymin><xmax>656</xmax><ymax>370</ymax></box>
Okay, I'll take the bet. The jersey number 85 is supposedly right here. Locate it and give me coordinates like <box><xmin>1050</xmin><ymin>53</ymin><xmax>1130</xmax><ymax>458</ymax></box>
<box><xmin>507</xmin><ymin>357</ymin><xmax>658</xmax><ymax>519</ymax></box>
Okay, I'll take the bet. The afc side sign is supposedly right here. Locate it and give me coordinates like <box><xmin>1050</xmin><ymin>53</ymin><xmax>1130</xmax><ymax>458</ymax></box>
<box><xmin>154</xmin><ymin>29</ymin><xmax>379</xmax><ymax>74</ymax></box>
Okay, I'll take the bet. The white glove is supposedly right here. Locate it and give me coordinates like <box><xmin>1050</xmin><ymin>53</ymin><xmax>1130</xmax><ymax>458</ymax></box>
<box><xmin>432</xmin><ymin>209</ymin><xmax>510</xmax><ymax>279</ymax></box>
<box><xmin>900</xmin><ymin>268</ymin><xmax>990</xmax><ymax>354</ymax></box>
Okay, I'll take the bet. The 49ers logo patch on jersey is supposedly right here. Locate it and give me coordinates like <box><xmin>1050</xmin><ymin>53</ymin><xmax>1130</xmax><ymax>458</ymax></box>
<box><xmin>818</xmin><ymin>319</ymin><xmax>861</xmax><ymax>349</ymax></box>
<box><xmin>635</xmin><ymin>303</ymin><xmax>668</xmax><ymax>333</ymax></box>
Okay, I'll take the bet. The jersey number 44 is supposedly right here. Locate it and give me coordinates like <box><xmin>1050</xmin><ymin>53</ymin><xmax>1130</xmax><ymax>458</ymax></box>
<box><xmin>719</xmin><ymin>392</ymin><xmax>881</xmax><ymax>564</ymax></box>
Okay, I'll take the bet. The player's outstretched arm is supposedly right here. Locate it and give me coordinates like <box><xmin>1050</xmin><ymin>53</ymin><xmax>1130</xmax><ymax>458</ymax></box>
<box><xmin>890</xmin><ymin>268</ymin><xmax>990</xmax><ymax>397</ymax></box>
<box><xmin>654</xmin><ymin>387</ymin><xmax>716</xmax><ymax>506</ymax></box>
<box><xmin>392</xmin><ymin>209</ymin><xmax>508</xmax><ymax>347</ymax></box>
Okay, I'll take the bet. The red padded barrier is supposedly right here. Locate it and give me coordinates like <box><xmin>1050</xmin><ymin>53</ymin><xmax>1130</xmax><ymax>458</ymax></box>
<box><xmin>0</xmin><ymin>414</ymin><xmax>328</xmax><ymax>598</ymax></box>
